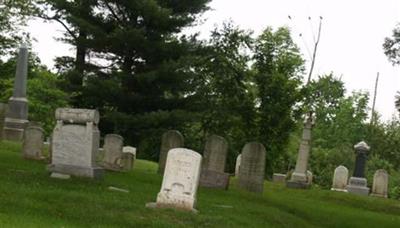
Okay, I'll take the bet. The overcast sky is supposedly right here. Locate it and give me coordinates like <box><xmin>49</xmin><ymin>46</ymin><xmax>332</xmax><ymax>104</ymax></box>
<box><xmin>27</xmin><ymin>0</ymin><xmax>400</xmax><ymax>120</ymax></box>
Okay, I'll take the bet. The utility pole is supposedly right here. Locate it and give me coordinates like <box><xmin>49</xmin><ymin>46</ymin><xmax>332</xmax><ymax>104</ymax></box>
<box><xmin>370</xmin><ymin>72</ymin><xmax>379</xmax><ymax>125</ymax></box>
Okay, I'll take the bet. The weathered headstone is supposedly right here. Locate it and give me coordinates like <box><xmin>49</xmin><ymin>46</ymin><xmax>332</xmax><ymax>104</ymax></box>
<box><xmin>371</xmin><ymin>169</ymin><xmax>388</xmax><ymax>198</ymax></box>
<box><xmin>200</xmin><ymin>135</ymin><xmax>230</xmax><ymax>189</ymax></box>
<box><xmin>102</xmin><ymin>134</ymin><xmax>124</xmax><ymax>171</ymax></box>
<box><xmin>122</xmin><ymin>146</ymin><xmax>136</xmax><ymax>171</ymax></box>
<box><xmin>3</xmin><ymin>44</ymin><xmax>29</xmax><ymax>141</ymax></box>
<box><xmin>272</xmin><ymin>173</ymin><xmax>287</xmax><ymax>183</ymax></box>
<box><xmin>346</xmin><ymin>141</ymin><xmax>370</xmax><ymax>196</ymax></box>
<box><xmin>238</xmin><ymin>142</ymin><xmax>266</xmax><ymax>193</ymax></box>
<box><xmin>331</xmin><ymin>165</ymin><xmax>349</xmax><ymax>192</ymax></box>
<box><xmin>158</xmin><ymin>130</ymin><xmax>184</xmax><ymax>174</ymax></box>
<box><xmin>287</xmin><ymin>115</ymin><xmax>314</xmax><ymax>189</ymax></box>
<box><xmin>0</xmin><ymin>103</ymin><xmax>7</xmax><ymax>140</ymax></box>
<box><xmin>48</xmin><ymin>108</ymin><xmax>103</xmax><ymax>179</ymax></box>
<box><xmin>307</xmin><ymin>170</ymin><xmax>313</xmax><ymax>185</ymax></box>
<box><xmin>22</xmin><ymin>126</ymin><xmax>44</xmax><ymax>160</ymax></box>
<box><xmin>235</xmin><ymin>154</ymin><xmax>241</xmax><ymax>176</ymax></box>
<box><xmin>147</xmin><ymin>148</ymin><xmax>202</xmax><ymax>212</ymax></box>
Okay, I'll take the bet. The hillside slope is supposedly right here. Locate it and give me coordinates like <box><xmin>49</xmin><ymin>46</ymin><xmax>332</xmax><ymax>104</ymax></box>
<box><xmin>0</xmin><ymin>141</ymin><xmax>399</xmax><ymax>227</ymax></box>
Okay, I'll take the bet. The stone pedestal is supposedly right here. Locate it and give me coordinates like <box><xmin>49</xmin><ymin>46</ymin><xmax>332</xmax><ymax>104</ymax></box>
<box><xmin>48</xmin><ymin>108</ymin><xmax>103</xmax><ymax>179</ymax></box>
<box><xmin>3</xmin><ymin>45</ymin><xmax>29</xmax><ymax>141</ymax></box>
<box><xmin>272</xmin><ymin>173</ymin><xmax>287</xmax><ymax>183</ymax></box>
<box><xmin>287</xmin><ymin>115</ymin><xmax>314</xmax><ymax>189</ymax></box>
<box><xmin>346</xmin><ymin>177</ymin><xmax>370</xmax><ymax>196</ymax></box>
<box><xmin>346</xmin><ymin>141</ymin><xmax>370</xmax><ymax>196</ymax></box>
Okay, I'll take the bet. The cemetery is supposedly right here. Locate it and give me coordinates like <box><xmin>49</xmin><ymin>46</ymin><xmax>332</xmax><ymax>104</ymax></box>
<box><xmin>1</xmin><ymin>0</ymin><xmax>400</xmax><ymax>227</ymax></box>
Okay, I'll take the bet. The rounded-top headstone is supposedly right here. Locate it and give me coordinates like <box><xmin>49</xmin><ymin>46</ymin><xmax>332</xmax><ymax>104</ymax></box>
<box><xmin>238</xmin><ymin>142</ymin><xmax>266</xmax><ymax>193</ymax></box>
<box><xmin>22</xmin><ymin>126</ymin><xmax>44</xmax><ymax>160</ymax></box>
<box><xmin>372</xmin><ymin>169</ymin><xmax>389</xmax><ymax>198</ymax></box>
<box><xmin>331</xmin><ymin>165</ymin><xmax>349</xmax><ymax>191</ymax></box>
<box><xmin>103</xmin><ymin>134</ymin><xmax>124</xmax><ymax>169</ymax></box>
<box><xmin>158</xmin><ymin>130</ymin><xmax>184</xmax><ymax>174</ymax></box>
<box><xmin>202</xmin><ymin>134</ymin><xmax>228</xmax><ymax>173</ymax></box>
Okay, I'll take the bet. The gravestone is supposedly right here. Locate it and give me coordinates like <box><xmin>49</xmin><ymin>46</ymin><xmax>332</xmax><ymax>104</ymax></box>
<box><xmin>287</xmin><ymin>115</ymin><xmax>314</xmax><ymax>189</ymax></box>
<box><xmin>0</xmin><ymin>103</ymin><xmax>7</xmax><ymax>140</ymax></box>
<box><xmin>122</xmin><ymin>146</ymin><xmax>136</xmax><ymax>171</ymax></box>
<box><xmin>331</xmin><ymin>165</ymin><xmax>349</xmax><ymax>192</ymax></box>
<box><xmin>307</xmin><ymin>170</ymin><xmax>313</xmax><ymax>185</ymax></box>
<box><xmin>272</xmin><ymin>173</ymin><xmax>287</xmax><ymax>183</ymax></box>
<box><xmin>371</xmin><ymin>169</ymin><xmax>388</xmax><ymax>198</ymax></box>
<box><xmin>238</xmin><ymin>142</ymin><xmax>266</xmax><ymax>193</ymax></box>
<box><xmin>147</xmin><ymin>148</ymin><xmax>202</xmax><ymax>212</ymax></box>
<box><xmin>22</xmin><ymin>126</ymin><xmax>44</xmax><ymax>160</ymax></box>
<box><xmin>102</xmin><ymin>134</ymin><xmax>124</xmax><ymax>171</ymax></box>
<box><xmin>235</xmin><ymin>154</ymin><xmax>241</xmax><ymax>176</ymax></box>
<box><xmin>3</xmin><ymin>44</ymin><xmax>29</xmax><ymax>141</ymax></box>
<box><xmin>48</xmin><ymin>108</ymin><xmax>103</xmax><ymax>179</ymax></box>
<box><xmin>346</xmin><ymin>141</ymin><xmax>370</xmax><ymax>196</ymax></box>
<box><xmin>200</xmin><ymin>135</ymin><xmax>230</xmax><ymax>189</ymax></box>
<box><xmin>158</xmin><ymin>130</ymin><xmax>184</xmax><ymax>174</ymax></box>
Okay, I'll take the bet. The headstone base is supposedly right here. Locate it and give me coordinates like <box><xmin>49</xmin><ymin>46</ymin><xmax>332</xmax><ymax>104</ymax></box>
<box><xmin>200</xmin><ymin>170</ymin><xmax>230</xmax><ymax>190</ymax></box>
<box><xmin>50</xmin><ymin>172</ymin><xmax>71</xmax><ymax>179</ymax></box>
<box><xmin>370</xmin><ymin>193</ymin><xmax>387</xmax><ymax>198</ymax></box>
<box><xmin>145</xmin><ymin>202</ymin><xmax>198</xmax><ymax>213</ymax></box>
<box><xmin>156</xmin><ymin>191</ymin><xmax>196</xmax><ymax>211</ymax></box>
<box><xmin>48</xmin><ymin>164</ymin><xmax>104</xmax><ymax>179</ymax></box>
<box><xmin>286</xmin><ymin>180</ymin><xmax>311</xmax><ymax>189</ymax></box>
<box><xmin>101</xmin><ymin>162</ymin><xmax>123</xmax><ymax>172</ymax></box>
<box><xmin>272</xmin><ymin>173</ymin><xmax>287</xmax><ymax>183</ymax></box>
<box><xmin>23</xmin><ymin>154</ymin><xmax>46</xmax><ymax>161</ymax></box>
<box><xmin>330</xmin><ymin>188</ymin><xmax>348</xmax><ymax>192</ymax></box>
<box><xmin>346</xmin><ymin>177</ymin><xmax>370</xmax><ymax>196</ymax></box>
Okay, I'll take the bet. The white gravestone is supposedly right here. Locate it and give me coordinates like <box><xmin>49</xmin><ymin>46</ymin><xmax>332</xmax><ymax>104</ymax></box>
<box><xmin>48</xmin><ymin>108</ymin><xmax>103</xmax><ymax>179</ymax></box>
<box><xmin>331</xmin><ymin>165</ymin><xmax>349</xmax><ymax>192</ymax></box>
<box><xmin>122</xmin><ymin>146</ymin><xmax>136</xmax><ymax>171</ymax></box>
<box><xmin>371</xmin><ymin>169</ymin><xmax>389</xmax><ymax>198</ymax></box>
<box><xmin>147</xmin><ymin>148</ymin><xmax>202</xmax><ymax>212</ymax></box>
<box><xmin>102</xmin><ymin>134</ymin><xmax>124</xmax><ymax>171</ymax></box>
<box><xmin>22</xmin><ymin>126</ymin><xmax>45</xmax><ymax>160</ymax></box>
<box><xmin>235</xmin><ymin>154</ymin><xmax>241</xmax><ymax>176</ymax></box>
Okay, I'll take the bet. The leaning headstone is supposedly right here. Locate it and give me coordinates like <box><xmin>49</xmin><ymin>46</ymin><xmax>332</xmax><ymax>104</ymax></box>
<box><xmin>331</xmin><ymin>165</ymin><xmax>349</xmax><ymax>192</ymax></box>
<box><xmin>371</xmin><ymin>169</ymin><xmax>389</xmax><ymax>198</ymax></box>
<box><xmin>147</xmin><ymin>148</ymin><xmax>202</xmax><ymax>212</ymax></box>
<box><xmin>3</xmin><ymin>44</ymin><xmax>29</xmax><ymax>141</ymax></box>
<box><xmin>102</xmin><ymin>134</ymin><xmax>124</xmax><ymax>171</ymax></box>
<box><xmin>0</xmin><ymin>103</ymin><xmax>7</xmax><ymax>140</ymax></box>
<box><xmin>48</xmin><ymin>108</ymin><xmax>103</xmax><ymax>179</ymax></box>
<box><xmin>158</xmin><ymin>130</ymin><xmax>184</xmax><ymax>174</ymax></box>
<box><xmin>200</xmin><ymin>135</ymin><xmax>230</xmax><ymax>189</ymax></box>
<box><xmin>235</xmin><ymin>154</ymin><xmax>241</xmax><ymax>176</ymax></box>
<box><xmin>287</xmin><ymin>115</ymin><xmax>314</xmax><ymax>189</ymax></box>
<box><xmin>273</xmin><ymin>173</ymin><xmax>287</xmax><ymax>183</ymax></box>
<box><xmin>346</xmin><ymin>141</ymin><xmax>370</xmax><ymax>196</ymax></box>
<box><xmin>22</xmin><ymin>126</ymin><xmax>45</xmax><ymax>160</ymax></box>
<box><xmin>122</xmin><ymin>146</ymin><xmax>136</xmax><ymax>171</ymax></box>
<box><xmin>238</xmin><ymin>142</ymin><xmax>266</xmax><ymax>193</ymax></box>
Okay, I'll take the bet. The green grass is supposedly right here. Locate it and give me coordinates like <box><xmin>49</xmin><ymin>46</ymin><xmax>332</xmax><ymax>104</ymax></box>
<box><xmin>0</xmin><ymin>140</ymin><xmax>400</xmax><ymax>227</ymax></box>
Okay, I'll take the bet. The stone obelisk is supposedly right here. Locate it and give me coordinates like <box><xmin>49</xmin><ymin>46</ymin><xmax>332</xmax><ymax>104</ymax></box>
<box><xmin>287</xmin><ymin>114</ymin><xmax>314</xmax><ymax>189</ymax></box>
<box><xmin>2</xmin><ymin>44</ymin><xmax>29</xmax><ymax>141</ymax></box>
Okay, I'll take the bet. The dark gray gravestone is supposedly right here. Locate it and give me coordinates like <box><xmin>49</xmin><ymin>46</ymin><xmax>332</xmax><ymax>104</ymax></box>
<box><xmin>346</xmin><ymin>141</ymin><xmax>370</xmax><ymax>196</ymax></box>
<box><xmin>238</xmin><ymin>142</ymin><xmax>266</xmax><ymax>193</ymax></box>
<box><xmin>158</xmin><ymin>130</ymin><xmax>184</xmax><ymax>174</ymax></box>
<box><xmin>200</xmin><ymin>135</ymin><xmax>230</xmax><ymax>189</ymax></box>
<box><xmin>3</xmin><ymin>45</ymin><xmax>29</xmax><ymax>141</ymax></box>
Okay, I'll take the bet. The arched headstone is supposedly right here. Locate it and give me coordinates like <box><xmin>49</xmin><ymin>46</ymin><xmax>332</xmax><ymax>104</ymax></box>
<box><xmin>147</xmin><ymin>148</ymin><xmax>201</xmax><ymax>212</ymax></box>
<box><xmin>331</xmin><ymin>165</ymin><xmax>349</xmax><ymax>192</ymax></box>
<box><xmin>371</xmin><ymin>169</ymin><xmax>388</xmax><ymax>198</ymax></box>
<box><xmin>22</xmin><ymin>126</ymin><xmax>45</xmax><ymax>160</ymax></box>
<box><xmin>238</xmin><ymin>142</ymin><xmax>266</xmax><ymax>193</ymax></box>
<box><xmin>102</xmin><ymin>134</ymin><xmax>124</xmax><ymax>171</ymax></box>
<box><xmin>158</xmin><ymin>130</ymin><xmax>184</xmax><ymax>174</ymax></box>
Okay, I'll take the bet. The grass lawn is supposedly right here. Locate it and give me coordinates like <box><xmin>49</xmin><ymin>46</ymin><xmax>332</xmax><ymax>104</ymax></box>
<box><xmin>0</xmin><ymin>140</ymin><xmax>400</xmax><ymax>227</ymax></box>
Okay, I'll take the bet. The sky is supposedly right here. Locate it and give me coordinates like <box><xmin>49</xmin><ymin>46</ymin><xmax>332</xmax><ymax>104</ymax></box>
<box><xmin>27</xmin><ymin>0</ymin><xmax>400</xmax><ymax>120</ymax></box>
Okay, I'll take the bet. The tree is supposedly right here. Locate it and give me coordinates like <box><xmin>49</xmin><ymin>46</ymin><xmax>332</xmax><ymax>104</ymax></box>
<box><xmin>252</xmin><ymin>27</ymin><xmax>305</xmax><ymax>175</ymax></box>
